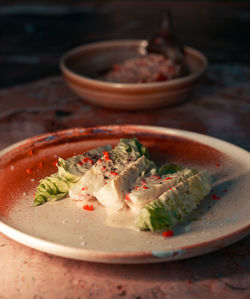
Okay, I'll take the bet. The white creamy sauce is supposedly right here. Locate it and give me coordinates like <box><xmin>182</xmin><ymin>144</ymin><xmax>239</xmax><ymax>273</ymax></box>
<box><xmin>105</xmin><ymin>206</ymin><xmax>139</xmax><ymax>230</ymax></box>
<box><xmin>72</xmin><ymin>196</ymin><xmax>138</xmax><ymax>230</ymax></box>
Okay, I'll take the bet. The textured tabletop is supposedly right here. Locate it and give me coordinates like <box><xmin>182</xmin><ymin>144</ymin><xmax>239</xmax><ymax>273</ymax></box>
<box><xmin>0</xmin><ymin>66</ymin><xmax>249</xmax><ymax>299</ymax></box>
<box><xmin>0</xmin><ymin>1</ymin><xmax>250</xmax><ymax>298</ymax></box>
<box><xmin>0</xmin><ymin>64</ymin><xmax>249</xmax><ymax>151</ymax></box>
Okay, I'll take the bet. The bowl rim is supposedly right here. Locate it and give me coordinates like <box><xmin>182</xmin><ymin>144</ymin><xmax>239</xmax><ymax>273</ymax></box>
<box><xmin>60</xmin><ymin>39</ymin><xmax>208</xmax><ymax>89</ymax></box>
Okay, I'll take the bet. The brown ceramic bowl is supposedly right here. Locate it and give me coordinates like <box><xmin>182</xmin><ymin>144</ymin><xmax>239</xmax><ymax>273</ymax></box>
<box><xmin>60</xmin><ymin>40</ymin><xmax>207</xmax><ymax>110</ymax></box>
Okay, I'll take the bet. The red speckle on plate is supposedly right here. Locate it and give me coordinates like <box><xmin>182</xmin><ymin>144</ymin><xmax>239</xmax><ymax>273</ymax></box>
<box><xmin>212</xmin><ymin>193</ymin><xmax>221</xmax><ymax>200</ymax></box>
<box><xmin>82</xmin><ymin>205</ymin><xmax>94</xmax><ymax>211</ymax></box>
<box><xmin>162</xmin><ymin>230</ymin><xmax>174</xmax><ymax>238</ymax></box>
<box><xmin>26</xmin><ymin>168</ymin><xmax>33</xmax><ymax>174</ymax></box>
<box><xmin>125</xmin><ymin>193</ymin><xmax>130</xmax><ymax>201</ymax></box>
<box><xmin>38</xmin><ymin>162</ymin><xmax>43</xmax><ymax>169</ymax></box>
<box><xmin>110</xmin><ymin>171</ymin><xmax>118</xmax><ymax>176</ymax></box>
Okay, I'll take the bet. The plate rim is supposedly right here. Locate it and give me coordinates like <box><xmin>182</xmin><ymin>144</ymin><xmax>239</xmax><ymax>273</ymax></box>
<box><xmin>0</xmin><ymin>124</ymin><xmax>249</xmax><ymax>263</ymax></box>
<box><xmin>0</xmin><ymin>218</ymin><xmax>249</xmax><ymax>264</ymax></box>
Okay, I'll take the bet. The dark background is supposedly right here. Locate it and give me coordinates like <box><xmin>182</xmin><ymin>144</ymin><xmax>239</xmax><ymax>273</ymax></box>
<box><xmin>0</xmin><ymin>0</ymin><xmax>250</xmax><ymax>88</ymax></box>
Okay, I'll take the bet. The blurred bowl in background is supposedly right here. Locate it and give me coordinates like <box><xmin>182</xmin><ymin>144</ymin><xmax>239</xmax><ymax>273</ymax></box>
<box><xmin>60</xmin><ymin>40</ymin><xmax>207</xmax><ymax>110</ymax></box>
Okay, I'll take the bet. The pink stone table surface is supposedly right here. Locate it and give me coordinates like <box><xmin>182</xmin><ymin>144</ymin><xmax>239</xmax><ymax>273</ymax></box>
<box><xmin>0</xmin><ymin>64</ymin><xmax>250</xmax><ymax>298</ymax></box>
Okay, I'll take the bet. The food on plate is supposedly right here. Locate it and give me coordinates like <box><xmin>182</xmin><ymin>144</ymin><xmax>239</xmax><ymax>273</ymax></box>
<box><xmin>127</xmin><ymin>168</ymin><xmax>197</xmax><ymax>212</ymax></box>
<box><xmin>34</xmin><ymin>138</ymin><xmax>148</xmax><ymax>205</ymax></box>
<box><xmin>69</xmin><ymin>138</ymin><xmax>150</xmax><ymax>201</ymax></box>
<box><xmin>34</xmin><ymin>138</ymin><xmax>212</xmax><ymax>232</ymax></box>
<box><xmin>94</xmin><ymin>155</ymin><xmax>153</xmax><ymax>211</ymax></box>
<box><xmin>136</xmin><ymin>170</ymin><xmax>212</xmax><ymax>232</ymax></box>
<box><xmin>34</xmin><ymin>144</ymin><xmax>112</xmax><ymax>206</ymax></box>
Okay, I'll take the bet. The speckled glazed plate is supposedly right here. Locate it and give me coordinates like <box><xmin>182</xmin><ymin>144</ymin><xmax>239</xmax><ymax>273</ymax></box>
<box><xmin>0</xmin><ymin>125</ymin><xmax>249</xmax><ymax>264</ymax></box>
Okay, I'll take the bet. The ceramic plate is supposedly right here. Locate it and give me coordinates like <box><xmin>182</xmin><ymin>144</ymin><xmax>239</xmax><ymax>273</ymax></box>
<box><xmin>0</xmin><ymin>125</ymin><xmax>249</xmax><ymax>264</ymax></box>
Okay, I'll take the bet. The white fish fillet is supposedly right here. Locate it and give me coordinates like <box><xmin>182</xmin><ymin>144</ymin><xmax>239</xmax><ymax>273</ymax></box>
<box><xmin>127</xmin><ymin>168</ymin><xmax>196</xmax><ymax>212</ymax></box>
<box><xmin>94</xmin><ymin>156</ymin><xmax>150</xmax><ymax>210</ymax></box>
